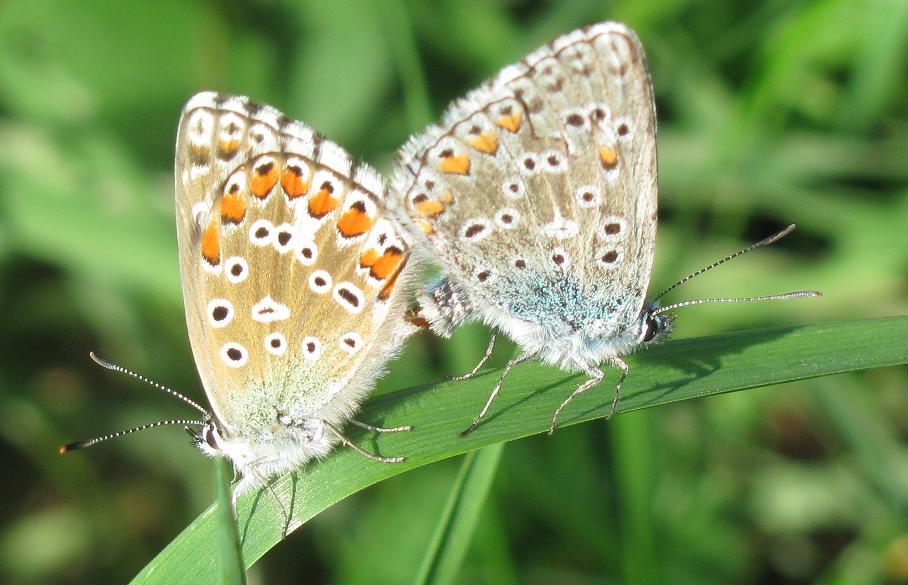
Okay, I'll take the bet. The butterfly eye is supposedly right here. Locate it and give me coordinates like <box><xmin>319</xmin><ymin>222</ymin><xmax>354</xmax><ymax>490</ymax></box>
<box><xmin>202</xmin><ymin>424</ymin><xmax>220</xmax><ymax>450</ymax></box>
<box><xmin>642</xmin><ymin>315</ymin><xmax>660</xmax><ymax>343</ymax></box>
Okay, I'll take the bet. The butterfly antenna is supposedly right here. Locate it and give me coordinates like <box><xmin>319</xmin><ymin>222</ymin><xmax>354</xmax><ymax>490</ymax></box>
<box><xmin>59</xmin><ymin>418</ymin><xmax>208</xmax><ymax>454</ymax></box>
<box><xmin>88</xmin><ymin>351</ymin><xmax>209</xmax><ymax>416</ymax></box>
<box><xmin>652</xmin><ymin>290</ymin><xmax>821</xmax><ymax>316</ymax></box>
<box><xmin>652</xmin><ymin>224</ymin><xmax>799</xmax><ymax>302</ymax></box>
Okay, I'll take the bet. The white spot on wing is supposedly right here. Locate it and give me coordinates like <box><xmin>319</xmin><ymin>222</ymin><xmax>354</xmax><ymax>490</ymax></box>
<box><xmin>597</xmin><ymin>216</ymin><xmax>626</xmax><ymax>241</ymax></box>
<box><xmin>295</xmin><ymin>240</ymin><xmax>318</xmax><ymax>266</ymax></box>
<box><xmin>301</xmin><ymin>336</ymin><xmax>322</xmax><ymax>360</ymax></box>
<box><xmin>185</xmin><ymin>110</ymin><xmax>213</xmax><ymax>144</ymax></box>
<box><xmin>576</xmin><ymin>185</ymin><xmax>601</xmax><ymax>208</ymax></box>
<box><xmin>501</xmin><ymin>178</ymin><xmax>525</xmax><ymax>200</ymax></box>
<box><xmin>224</xmin><ymin>256</ymin><xmax>249</xmax><ymax>284</ymax></box>
<box><xmin>595</xmin><ymin>247</ymin><xmax>624</xmax><ymax>270</ymax></box>
<box><xmin>264</xmin><ymin>332</ymin><xmax>287</xmax><ymax>356</ymax></box>
<box><xmin>494</xmin><ymin>208</ymin><xmax>520</xmax><ymax>229</ymax></box>
<box><xmin>459</xmin><ymin>218</ymin><xmax>493</xmax><ymax>242</ymax></box>
<box><xmin>220</xmin><ymin>343</ymin><xmax>248</xmax><ymax>368</ymax></box>
<box><xmin>207</xmin><ymin>299</ymin><xmax>234</xmax><ymax>328</ymax></box>
<box><xmin>614</xmin><ymin>116</ymin><xmax>634</xmax><ymax>140</ymax></box>
<box><xmin>541</xmin><ymin>150</ymin><xmax>567</xmax><ymax>173</ymax></box>
<box><xmin>542</xmin><ymin>214</ymin><xmax>578</xmax><ymax>240</ymax></box>
<box><xmin>251</xmin><ymin>296</ymin><xmax>291</xmax><ymax>323</ymax></box>
<box><xmin>518</xmin><ymin>152</ymin><xmax>541</xmax><ymax>176</ymax></box>
<box><xmin>272</xmin><ymin>223</ymin><xmax>296</xmax><ymax>254</ymax></box>
<box><xmin>249</xmin><ymin>219</ymin><xmax>274</xmax><ymax>246</ymax></box>
<box><xmin>333</xmin><ymin>282</ymin><xmax>365</xmax><ymax>314</ymax></box>
<box><xmin>562</xmin><ymin>107</ymin><xmax>591</xmax><ymax>132</ymax></box>
<box><xmin>550</xmin><ymin>247</ymin><xmax>571</xmax><ymax>268</ymax></box>
<box><xmin>339</xmin><ymin>332</ymin><xmax>363</xmax><ymax>354</ymax></box>
<box><xmin>309</xmin><ymin>270</ymin><xmax>332</xmax><ymax>294</ymax></box>
<box><xmin>248</xmin><ymin>122</ymin><xmax>278</xmax><ymax>152</ymax></box>
<box><xmin>587</xmin><ymin>103</ymin><xmax>612</xmax><ymax>127</ymax></box>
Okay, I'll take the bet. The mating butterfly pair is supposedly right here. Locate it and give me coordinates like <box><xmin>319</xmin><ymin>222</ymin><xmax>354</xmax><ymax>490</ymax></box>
<box><xmin>62</xmin><ymin>22</ymin><xmax>818</xmax><ymax>499</ymax></box>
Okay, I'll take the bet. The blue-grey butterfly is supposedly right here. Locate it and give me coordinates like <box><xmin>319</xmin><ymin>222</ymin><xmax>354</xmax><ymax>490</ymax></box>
<box><xmin>389</xmin><ymin>22</ymin><xmax>819</xmax><ymax>435</ymax></box>
<box><xmin>62</xmin><ymin>92</ymin><xmax>417</xmax><ymax>502</ymax></box>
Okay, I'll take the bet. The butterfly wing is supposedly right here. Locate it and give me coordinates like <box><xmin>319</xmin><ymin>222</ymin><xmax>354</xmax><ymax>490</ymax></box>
<box><xmin>175</xmin><ymin>93</ymin><xmax>414</xmax><ymax>436</ymax></box>
<box><xmin>391</xmin><ymin>23</ymin><xmax>656</xmax><ymax>335</ymax></box>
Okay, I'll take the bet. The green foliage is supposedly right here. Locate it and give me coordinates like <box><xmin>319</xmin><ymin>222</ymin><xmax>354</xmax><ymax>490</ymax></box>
<box><xmin>0</xmin><ymin>0</ymin><xmax>906</xmax><ymax>584</ymax></box>
<box><xmin>131</xmin><ymin>318</ymin><xmax>908</xmax><ymax>584</ymax></box>
<box><xmin>214</xmin><ymin>458</ymin><xmax>246</xmax><ymax>585</ymax></box>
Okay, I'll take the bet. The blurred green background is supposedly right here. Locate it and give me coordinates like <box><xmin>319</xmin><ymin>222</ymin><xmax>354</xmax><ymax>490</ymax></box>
<box><xmin>1</xmin><ymin>0</ymin><xmax>906</xmax><ymax>584</ymax></box>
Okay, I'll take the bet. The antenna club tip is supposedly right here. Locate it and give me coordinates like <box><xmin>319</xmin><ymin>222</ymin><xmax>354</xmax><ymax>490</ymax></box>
<box><xmin>812</xmin><ymin>291</ymin><xmax>823</xmax><ymax>297</ymax></box>
<box><xmin>59</xmin><ymin>444</ymin><xmax>71</xmax><ymax>454</ymax></box>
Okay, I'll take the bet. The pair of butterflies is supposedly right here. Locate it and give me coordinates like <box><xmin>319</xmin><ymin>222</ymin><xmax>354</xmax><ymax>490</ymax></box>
<box><xmin>63</xmin><ymin>22</ymin><xmax>817</xmax><ymax>498</ymax></box>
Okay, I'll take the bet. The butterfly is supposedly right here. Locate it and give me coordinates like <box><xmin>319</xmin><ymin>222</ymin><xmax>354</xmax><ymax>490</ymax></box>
<box><xmin>389</xmin><ymin>22</ymin><xmax>819</xmax><ymax>436</ymax></box>
<box><xmin>62</xmin><ymin>92</ymin><xmax>417</xmax><ymax>501</ymax></box>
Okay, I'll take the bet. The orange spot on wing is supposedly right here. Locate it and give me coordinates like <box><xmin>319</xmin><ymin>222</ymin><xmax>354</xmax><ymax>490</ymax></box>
<box><xmin>417</xmin><ymin>220</ymin><xmax>434</xmax><ymax>234</ymax></box>
<box><xmin>281</xmin><ymin>166</ymin><xmax>309</xmax><ymax>199</ymax></box>
<box><xmin>378</xmin><ymin>254</ymin><xmax>408</xmax><ymax>301</ymax></box>
<box><xmin>220</xmin><ymin>189</ymin><xmax>246</xmax><ymax>224</ymax></box>
<box><xmin>359</xmin><ymin>248</ymin><xmax>380</xmax><ymax>268</ymax></box>
<box><xmin>250</xmin><ymin>161</ymin><xmax>278</xmax><ymax>198</ymax></box>
<box><xmin>466</xmin><ymin>132</ymin><xmax>499</xmax><ymax>155</ymax></box>
<box><xmin>598</xmin><ymin>145</ymin><xmax>619</xmax><ymax>169</ymax></box>
<box><xmin>414</xmin><ymin>199</ymin><xmax>445</xmax><ymax>217</ymax></box>
<box><xmin>370</xmin><ymin>247</ymin><xmax>404</xmax><ymax>280</ymax></box>
<box><xmin>337</xmin><ymin>202</ymin><xmax>373</xmax><ymax>238</ymax></box>
<box><xmin>495</xmin><ymin>113</ymin><xmax>522</xmax><ymax>133</ymax></box>
<box><xmin>201</xmin><ymin>220</ymin><xmax>220</xmax><ymax>265</ymax></box>
<box><xmin>438</xmin><ymin>153</ymin><xmax>471</xmax><ymax>175</ymax></box>
<box><xmin>217</xmin><ymin>138</ymin><xmax>240</xmax><ymax>156</ymax></box>
<box><xmin>308</xmin><ymin>184</ymin><xmax>341</xmax><ymax>218</ymax></box>
<box><xmin>438</xmin><ymin>192</ymin><xmax>454</xmax><ymax>204</ymax></box>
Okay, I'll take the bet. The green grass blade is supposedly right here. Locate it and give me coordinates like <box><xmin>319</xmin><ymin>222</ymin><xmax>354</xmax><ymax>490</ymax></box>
<box><xmin>213</xmin><ymin>458</ymin><xmax>246</xmax><ymax>585</ymax></box>
<box><xmin>414</xmin><ymin>444</ymin><xmax>505</xmax><ymax>585</ymax></box>
<box><xmin>612</xmin><ymin>413</ymin><xmax>659</xmax><ymax>585</ymax></box>
<box><xmin>129</xmin><ymin>316</ymin><xmax>908</xmax><ymax>584</ymax></box>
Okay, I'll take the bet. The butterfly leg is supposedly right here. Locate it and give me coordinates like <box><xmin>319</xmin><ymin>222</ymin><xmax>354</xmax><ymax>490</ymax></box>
<box><xmin>549</xmin><ymin>366</ymin><xmax>605</xmax><ymax>436</ymax></box>
<box><xmin>232</xmin><ymin>472</ymin><xmax>260</xmax><ymax>512</ymax></box>
<box><xmin>460</xmin><ymin>353</ymin><xmax>532</xmax><ymax>437</ymax></box>
<box><xmin>605</xmin><ymin>356</ymin><xmax>630</xmax><ymax>419</ymax></box>
<box><xmin>349</xmin><ymin>419</ymin><xmax>412</xmax><ymax>433</ymax></box>
<box><xmin>233</xmin><ymin>465</ymin><xmax>291</xmax><ymax>535</ymax></box>
<box><xmin>324</xmin><ymin>420</ymin><xmax>406</xmax><ymax>463</ymax></box>
<box><xmin>449</xmin><ymin>334</ymin><xmax>497</xmax><ymax>381</ymax></box>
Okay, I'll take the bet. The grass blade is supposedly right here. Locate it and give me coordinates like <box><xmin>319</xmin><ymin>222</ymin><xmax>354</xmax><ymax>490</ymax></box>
<box><xmin>414</xmin><ymin>444</ymin><xmax>505</xmax><ymax>585</ymax></box>
<box><xmin>214</xmin><ymin>458</ymin><xmax>246</xmax><ymax>585</ymax></box>
<box><xmin>130</xmin><ymin>316</ymin><xmax>908</xmax><ymax>584</ymax></box>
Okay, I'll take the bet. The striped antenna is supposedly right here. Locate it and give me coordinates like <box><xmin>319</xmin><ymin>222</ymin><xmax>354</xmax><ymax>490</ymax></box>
<box><xmin>652</xmin><ymin>224</ymin><xmax>798</xmax><ymax>302</ymax></box>
<box><xmin>58</xmin><ymin>353</ymin><xmax>212</xmax><ymax>454</ymax></box>
<box><xmin>59</xmin><ymin>419</ymin><xmax>207</xmax><ymax>453</ymax></box>
<box><xmin>89</xmin><ymin>352</ymin><xmax>209</xmax><ymax>416</ymax></box>
<box><xmin>652</xmin><ymin>290</ymin><xmax>821</xmax><ymax>316</ymax></box>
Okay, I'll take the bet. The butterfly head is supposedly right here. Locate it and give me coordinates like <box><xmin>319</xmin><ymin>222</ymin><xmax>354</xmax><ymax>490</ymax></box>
<box><xmin>187</xmin><ymin>419</ymin><xmax>225</xmax><ymax>458</ymax></box>
<box><xmin>635</xmin><ymin>304</ymin><xmax>674</xmax><ymax>346</ymax></box>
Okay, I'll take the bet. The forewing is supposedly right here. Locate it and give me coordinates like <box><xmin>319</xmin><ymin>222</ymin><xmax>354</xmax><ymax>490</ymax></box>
<box><xmin>175</xmin><ymin>93</ymin><xmax>413</xmax><ymax>431</ymax></box>
<box><xmin>391</xmin><ymin>22</ymin><xmax>657</xmax><ymax>325</ymax></box>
